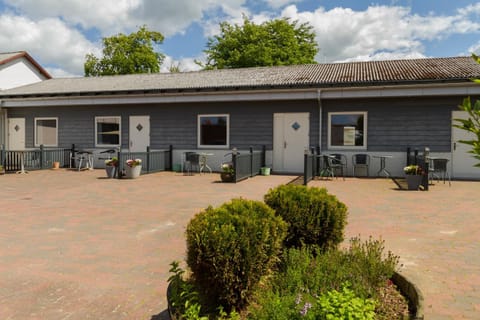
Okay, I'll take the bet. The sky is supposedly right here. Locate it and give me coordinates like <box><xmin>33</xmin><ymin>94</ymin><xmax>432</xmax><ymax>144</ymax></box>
<box><xmin>0</xmin><ymin>0</ymin><xmax>479</xmax><ymax>78</ymax></box>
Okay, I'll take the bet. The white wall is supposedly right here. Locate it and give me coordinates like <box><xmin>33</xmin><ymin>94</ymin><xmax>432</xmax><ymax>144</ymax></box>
<box><xmin>0</xmin><ymin>57</ymin><xmax>46</xmax><ymax>90</ymax></box>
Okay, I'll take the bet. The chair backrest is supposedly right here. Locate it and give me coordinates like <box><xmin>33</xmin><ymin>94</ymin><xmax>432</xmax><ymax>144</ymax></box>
<box><xmin>353</xmin><ymin>154</ymin><xmax>369</xmax><ymax>165</ymax></box>
<box><xmin>185</xmin><ymin>152</ymin><xmax>200</xmax><ymax>164</ymax></box>
<box><xmin>433</xmin><ymin>158</ymin><xmax>448</xmax><ymax>171</ymax></box>
<box><xmin>330</xmin><ymin>153</ymin><xmax>346</xmax><ymax>165</ymax></box>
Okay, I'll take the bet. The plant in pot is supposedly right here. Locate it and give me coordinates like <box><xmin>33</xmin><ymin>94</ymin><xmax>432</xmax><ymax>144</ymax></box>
<box><xmin>220</xmin><ymin>162</ymin><xmax>234</xmax><ymax>182</ymax></box>
<box><xmin>404</xmin><ymin>164</ymin><xmax>425</xmax><ymax>190</ymax></box>
<box><xmin>125</xmin><ymin>158</ymin><xmax>142</xmax><ymax>179</ymax></box>
<box><xmin>104</xmin><ymin>157</ymin><xmax>118</xmax><ymax>178</ymax></box>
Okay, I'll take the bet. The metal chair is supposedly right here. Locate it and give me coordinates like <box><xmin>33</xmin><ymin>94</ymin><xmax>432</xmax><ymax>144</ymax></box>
<box><xmin>429</xmin><ymin>158</ymin><xmax>451</xmax><ymax>186</ymax></box>
<box><xmin>320</xmin><ymin>155</ymin><xmax>345</xmax><ymax>180</ymax></box>
<box><xmin>183</xmin><ymin>152</ymin><xmax>200</xmax><ymax>175</ymax></box>
<box><xmin>330</xmin><ymin>153</ymin><xmax>347</xmax><ymax>178</ymax></box>
<box><xmin>352</xmin><ymin>154</ymin><xmax>370</xmax><ymax>177</ymax></box>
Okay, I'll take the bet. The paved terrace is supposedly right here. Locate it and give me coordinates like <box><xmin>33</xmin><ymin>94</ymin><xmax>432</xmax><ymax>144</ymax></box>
<box><xmin>0</xmin><ymin>170</ymin><xmax>478</xmax><ymax>319</ymax></box>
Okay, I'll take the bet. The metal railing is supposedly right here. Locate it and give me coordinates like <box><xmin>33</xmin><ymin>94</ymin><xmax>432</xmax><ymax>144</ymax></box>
<box><xmin>117</xmin><ymin>146</ymin><xmax>172</xmax><ymax>178</ymax></box>
<box><xmin>232</xmin><ymin>146</ymin><xmax>266</xmax><ymax>182</ymax></box>
<box><xmin>0</xmin><ymin>145</ymin><xmax>71</xmax><ymax>172</ymax></box>
<box><xmin>303</xmin><ymin>152</ymin><xmax>319</xmax><ymax>185</ymax></box>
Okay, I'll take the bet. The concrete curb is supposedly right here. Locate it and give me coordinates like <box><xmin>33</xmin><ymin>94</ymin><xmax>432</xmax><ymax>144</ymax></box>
<box><xmin>392</xmin><ymin>271</ymin><xmax>424</xmax><ymax>319</ymax></box>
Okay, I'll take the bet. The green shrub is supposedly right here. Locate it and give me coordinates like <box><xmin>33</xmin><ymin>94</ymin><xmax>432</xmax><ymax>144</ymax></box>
<box><xmin>186</xmin><ymin>198</ymin><xmax>287</xmax><ymax>311</ymax></box>
<box><xmin>248</xmin><ymin>237</ymin><xmax>399</xmax><ymax>319</ymax></box>
<box><xmin>264</xmin><ymin>184</ymin><xmax>348</xmax><ymax>251</ymax></box>
<box><xmin>315</xmin><ymin>284</ymin><xmax>376</xmax><ymax>320</ymax></box>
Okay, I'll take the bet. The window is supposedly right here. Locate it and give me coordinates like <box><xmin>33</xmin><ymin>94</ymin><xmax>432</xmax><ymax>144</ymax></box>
<box><xmin>198</xmin><ymin>114</ymin><xmax>229</xmax><ymax>148</ymax></box>
<box><xmin>35</xmin><ymin>117</ymin><xmax>58</xmax><ymax>147</ymax></box>
<box><xmin>328</xmin><ymin>112</ymin><xmax>367</xmax><ymax>149</ymax></box>
<box><xmin>95</xmin><ymin>116</ymin><xmax>121</xmax><ymax>147</ymax></box>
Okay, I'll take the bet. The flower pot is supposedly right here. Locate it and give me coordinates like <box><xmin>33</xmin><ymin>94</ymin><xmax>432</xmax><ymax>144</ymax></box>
<box><xmin>125</xmin><ymin>165</ymin><xmax>142</xmax><ymax>179</ymax></box>
<box><xmin>105</xmin><ymin>166</ymin><xmax>117</xmax><ymax>178</ymax></box>
<box><xmin>52</xmin><ymin>161</ymin><xmax>60</xmax><ymax>169</ymax></box>
<box><xmin>220</xmin><ymin>172</ymin><xmax>234</xmax><ymax>182</ymax></box>
<box><xmin>406</xmin><ymin>175</ymin><xmax>423</xmax><ymax>190</ymax></box>
<box><xmin>261</xmin><ymin>167</ymin><xmax>271</xmax><ymax>176</ymax></box>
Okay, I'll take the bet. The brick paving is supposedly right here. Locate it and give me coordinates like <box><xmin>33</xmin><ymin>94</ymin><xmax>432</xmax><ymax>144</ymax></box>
<box><xmin>0</xmin><ymin>170</ymin><xmax>478</xmax><ymax>319</ymax></box>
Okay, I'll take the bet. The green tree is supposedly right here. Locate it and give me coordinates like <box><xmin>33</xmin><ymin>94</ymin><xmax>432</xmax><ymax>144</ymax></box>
<box><xmin>453</xmin><ymin>54</ymin><xmax>480</xmax><ymax>167</ymax></box>
<box><xmin>203</xmin><ymin>17</ymin><xmax>318</xmax><ymax>69</ymax></box>
<box><xmin>84</xmin><ymin>26</ymin><xmax>165</xmax><ymax>76</ymax></box>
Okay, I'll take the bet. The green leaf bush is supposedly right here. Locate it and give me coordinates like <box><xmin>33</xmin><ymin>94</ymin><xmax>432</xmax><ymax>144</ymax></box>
<box><xmin>185</xmin><ymin>198</ymin><xmax>287</xmax><ymax>311</ymax></box>
<box><xmin>264</xmin><ymin>185</ymin><xmax>348</xmax><ymax>251</ymax></box>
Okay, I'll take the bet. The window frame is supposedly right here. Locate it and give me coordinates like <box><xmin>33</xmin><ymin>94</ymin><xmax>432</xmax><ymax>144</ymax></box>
<box><xmin>197</xmin><ymin>114</ymin><xmax>230</xmax><ymax>149</ymax></box>
<box><xmin>327</xmin><ymin>111</ymin><xmax>367</xmax><ymax>150</ymax></box>
<box><xmin>34</xmin><ymin>117</ymin><xmax>58</xmax><ymax>147</ymax></box>
<box><xmin>95</xmin><ymin>116</ymin><xmax>121</xmax><ymax>147</ymax></box>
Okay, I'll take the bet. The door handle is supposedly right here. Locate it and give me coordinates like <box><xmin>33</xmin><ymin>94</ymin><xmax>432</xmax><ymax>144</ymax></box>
<box><xmin>284</xmin><ymin>141</ymin><xmax>287</xmax><ymax>148</ymax></box>
<box><xmin>130</xmin><ymin>140</ymin><xmax>133</xmax><ymax>147</ymax></box>
<box><xmin>454</xmin><ymin>142</ymin><xmax>456</xmax><ymax>151</ymax></box>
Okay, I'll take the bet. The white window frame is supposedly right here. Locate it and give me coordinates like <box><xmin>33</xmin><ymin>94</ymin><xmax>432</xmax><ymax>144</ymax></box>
<box><xmin>95</xmin><ymin>116</ymin><xmax>121</xmax><ymax>147</ymax></box>
<box><xmin>34</xmin><ymin>117</ymin><xmax>58</xmax><ymax>147</ymax></box>
<box><xmin>328</xmin><ymin>111</ymin><xmax>367</xmax><ymax>150</ymax></box>
<box><xmin>197</xmin><ymin>114</ymin><xmax>230</xmax><ymax>149</ymax></box>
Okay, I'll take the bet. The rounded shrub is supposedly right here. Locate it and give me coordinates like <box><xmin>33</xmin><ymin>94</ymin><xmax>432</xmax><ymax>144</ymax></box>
<box><xmin>186</xmin><ymin>198</ymin><xmax>288</xmax><ymax>311</ymax></box>
<box><xmin>264</xmin><ymin>184</ymin><xmax>348</xmax><ymax>251</ymax></box>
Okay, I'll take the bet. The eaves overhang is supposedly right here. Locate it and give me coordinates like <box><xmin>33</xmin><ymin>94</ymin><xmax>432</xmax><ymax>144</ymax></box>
<box><xmin>1</xmin><ymin>81</ymin><xmax>480</xmax><ymax>108</ymax></box>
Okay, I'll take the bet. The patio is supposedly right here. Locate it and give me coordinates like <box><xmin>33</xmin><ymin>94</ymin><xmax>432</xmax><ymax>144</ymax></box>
<box><xmin>0</xmin><ymin>170</ymin><xmax>478</xmax><ymax>319</ymax></box>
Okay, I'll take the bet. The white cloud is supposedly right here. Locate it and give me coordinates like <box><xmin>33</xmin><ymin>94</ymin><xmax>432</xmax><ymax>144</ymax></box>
<box><xmin>468</xmin><ymin>42</ymin><xmax>480</xmax><ymax>55</ymax></box>
<box><xmin>160</xmin><ymin>55</ymin><xmax>203</xmax><ymax>73</ymax></box>
<box><xmin>281</xmin><ymin>5</ymin><xmax>480</xmax><ymax>62</ymax></box>
<box><xmin>0</xmin><ymin>14</ymin><xmax>99</xmax><ymax>76</ymax></box>
<box><xmin>263</xmin><ymin>0</ymin><xmax>301</xmax><ymax>9</ymax></box>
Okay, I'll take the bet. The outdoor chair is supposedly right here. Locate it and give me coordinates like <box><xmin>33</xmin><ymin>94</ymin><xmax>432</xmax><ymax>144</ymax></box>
<box><xmin>429</xmin><ymin>158</ymin><xmax>451</xmax><ymax>186</ymax></box>
<box><xmin>352</xmin><ymin>154</ymin><xmax>370</xmax><ymax>177</ymax></box>
<box><xmin>330</xmin><ymin>153</ymin><xmax>347</xmax><ymax>178</ymax></box>
<box><xmin>320</xmin><ymin>155</ymin><xmax>345</xmax><ymax>180</ymax></box>
<box><xmin>183</xmin><ymin>152</ymin><xmax>200</xmax><ymax>175</ymax></box>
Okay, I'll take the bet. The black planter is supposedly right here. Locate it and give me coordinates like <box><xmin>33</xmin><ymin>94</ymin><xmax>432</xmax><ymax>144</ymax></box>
<box><xmin>220</xmin><ymin>172</ymin><xmax>234</xmax><ymax>182</ymax></box>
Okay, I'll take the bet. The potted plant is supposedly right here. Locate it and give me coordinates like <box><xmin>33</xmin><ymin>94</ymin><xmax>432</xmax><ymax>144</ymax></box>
<box><xmin>404</xmin><ymin>164</ymin><xmax>424</xmax><ymax>190</ymax></box>
<box><xmin>105</xmin><ymin>157</ymin><xmax>118</xmax><ymax>178</ymax></box>
<box><xmin>125</xmin><ymin>158</ymin><xmax>142</xmax><ymax>179</ymax></box>
<box><xmin>0</xmin><ymin>164</ymin><xmax>4</xmax><ymax>175</ymax></box>
<box><xmin>220</xmin><ymin>162</ymin><xmax>234</xmax><ymax>182</ymax></box>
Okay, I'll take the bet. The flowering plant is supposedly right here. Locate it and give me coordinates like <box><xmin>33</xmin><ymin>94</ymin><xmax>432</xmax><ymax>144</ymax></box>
<box><xmin>221</xmin><ymin>162</ymin><xmax>234</xmax><ymax>174</ymax></box>
<box><xmin>105</xmin><ymin>157</ymin><xmax>118</xmax><ymax>167</ymax></box>
<box><xmin>403</xmin><ymin>164</ymin><xmax>424</xmax><ymax>175</ymax></box>
<box><xmin>126</xmin><ymin>158</ymin><xmax>142</xmax><ymax>167</ymax></box>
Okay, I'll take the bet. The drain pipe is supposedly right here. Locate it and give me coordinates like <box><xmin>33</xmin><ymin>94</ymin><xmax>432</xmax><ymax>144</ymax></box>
<box><xmin>317</xmin><ymin>89</ymin><xmax>322</xmax><ymax>154</ymax></box>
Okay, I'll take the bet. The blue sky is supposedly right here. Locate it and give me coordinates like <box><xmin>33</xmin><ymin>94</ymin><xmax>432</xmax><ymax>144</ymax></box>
<box><xmin>0</xmin><ymin>0</ymin><xmax>479</xmax><ymax>77</ymax></box>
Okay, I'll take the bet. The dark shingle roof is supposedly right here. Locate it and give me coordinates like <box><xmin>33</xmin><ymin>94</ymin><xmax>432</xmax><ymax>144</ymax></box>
<box><xmin>1</xmin><ymin>56</ymin><xmax>479</xmax><ymax>98</ymax></box>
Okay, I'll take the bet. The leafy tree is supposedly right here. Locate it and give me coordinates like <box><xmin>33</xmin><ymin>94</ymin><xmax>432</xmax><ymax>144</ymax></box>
<box><xmin>84</xmin><ymin>26</ymin><xmax>165</xmax><ymax>76</ymax></box>
<box><xmin>453</xmin><ymin>54</ymin><xmax>480</xmax><ymax>167</ymax></box>
<box><xmin>203</xmin><ymin>17</ymin><xmax>318</xmax><ymax>69</ymax></box>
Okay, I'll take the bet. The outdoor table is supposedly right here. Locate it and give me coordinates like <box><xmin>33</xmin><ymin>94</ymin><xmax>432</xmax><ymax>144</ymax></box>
<box><xmin>199</xmin><ymin>153</ymin><xmax>213</xmax><ymax>174</ymax></box>
<box><xmin>373</xmin><ymin>155</ymin><xmax>393</xmax><ymax>178</ymax></box>
<box><xmin>16</xmin><ymin>151</ymin><xmax>28</xmax><ymax>174</ymax></box>
<box><xmin>76</xmin><ymin>150</ymin><xmax>94</xmax><ymax>171</ymax></box>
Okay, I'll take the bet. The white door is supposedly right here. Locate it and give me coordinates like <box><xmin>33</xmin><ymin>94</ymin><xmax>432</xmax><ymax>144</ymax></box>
<box><xmin>273</xmin><ymin>113</ymin><xmax>309</xmax><ymax>173</ymax></box>
<box><xmin>8</xmin><ymin>118</ymin><xmax>25</xmax><ymax>150</ymax></box>
<box><xmin>452</xmin><ymin>111</ymin><xmax>480</xmax><ymax>179</ymax></box>
<box><xmin>129</xmin><ymin>116</ymin><xmax>150</xmax><ymax>152</ymax></box>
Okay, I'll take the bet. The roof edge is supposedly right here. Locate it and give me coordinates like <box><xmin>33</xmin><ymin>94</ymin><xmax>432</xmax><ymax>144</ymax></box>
<box><xmin>0</xmin><ymin>51</ymin><xmax>52</xmax><ymax>79</ymax></box>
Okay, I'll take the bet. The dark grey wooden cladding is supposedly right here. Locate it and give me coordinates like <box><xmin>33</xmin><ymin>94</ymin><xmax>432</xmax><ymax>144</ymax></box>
<box><xmin>321</xmin><ymin>96</ymin><xmax>465</xmax><ymax>152</ymax></box>
<box><xmin>7</xmin><ymin>99</ymin><xmax>320</xmax><ymax>150</ymax></box>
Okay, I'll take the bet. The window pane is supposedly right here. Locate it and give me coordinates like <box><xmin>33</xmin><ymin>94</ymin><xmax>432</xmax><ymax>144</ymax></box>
<box><xmin>36</xmin><ymin>119</ymin><xmax>57</xmax><ymax>146</ymax></box>
<box><xmin>200</xmin><ymin>116</ymin><xmax>227</xmax><ymax>146</ymax></box>
<box><xmin>330</xmin><ymin>114</ymin><xmax>364</xmax><ymax>146</ymax></box>
<box><xmin>97</xmin><ymin>117</ymin><xmax>120</xmax><ymax>145</ymax></box>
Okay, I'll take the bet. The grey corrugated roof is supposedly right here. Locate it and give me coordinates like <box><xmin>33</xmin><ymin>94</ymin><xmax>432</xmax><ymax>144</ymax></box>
<box><xmin>1</xmin><ymin>56</ymin><xmax>480</xmax><ymax>98</ymax></box>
